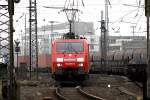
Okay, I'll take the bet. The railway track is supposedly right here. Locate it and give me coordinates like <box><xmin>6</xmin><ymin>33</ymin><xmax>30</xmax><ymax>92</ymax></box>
<box><xmin>19</xmin><ymin>74</ymin><xmax>143</xmax><ymax>100</ymax></box>
<box><xmin>55</xmin><ymin>86</ymin><xmax>107</xmax><ymax>100</ymax></box>
<box><xmin>117</xmin><ymin>87</ymin><xmax>142</xmax><ymax>100</ymax></box>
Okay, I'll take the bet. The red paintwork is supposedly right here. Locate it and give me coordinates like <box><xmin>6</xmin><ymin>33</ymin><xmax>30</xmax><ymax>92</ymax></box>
<box><xmin>51</xmin><ymin>39</ymin><xmax>89</xmax><ymax>74</ymax></box>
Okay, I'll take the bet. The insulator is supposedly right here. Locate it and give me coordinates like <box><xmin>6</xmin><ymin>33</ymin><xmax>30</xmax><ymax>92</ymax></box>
<box><xmin>14</xmin><ymin>0</ymin><xmax>20</xmax><ymax>3</ymax></box>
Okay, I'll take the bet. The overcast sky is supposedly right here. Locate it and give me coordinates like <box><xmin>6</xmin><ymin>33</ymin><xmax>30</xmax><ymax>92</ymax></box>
<box><xmin>13</xmin><ymin>0</ymin><xmax>146</xmax><ymax>39</ymax></box>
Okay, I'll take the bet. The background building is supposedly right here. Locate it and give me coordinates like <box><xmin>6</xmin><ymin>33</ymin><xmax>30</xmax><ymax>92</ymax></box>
<box><xmin>20</xmin><ymin>21</ymin><xmax>95</xmax><ymax>55</ymax></box>
<box><xmin>108</xmin><ymin>36</ymin><xmax>146</xmax><ymax>52</ymax></box>
<box><xmin>86</xmin><ymin>35</ymin><xmax>100</xmax><ymax>52</ymax></box>
<box><xmin>19</xmin><ymin>20</ymin><xmax>146</xmax><ymax>57</ymax></box>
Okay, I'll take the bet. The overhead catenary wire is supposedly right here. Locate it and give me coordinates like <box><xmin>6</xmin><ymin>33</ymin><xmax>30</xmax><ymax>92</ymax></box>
<box><xmin>15</xmin><ymin>1</ymin><xmax>144</xmax><ymax>22</ymax></box>
<box><xmin>135</xmin><ymin>9</ymin><xmax>144</xmax><ymax>26</ymax></box>
<box><xmin>13</xmin><ymin>0</ymin><xmax>146</xmax><ymax>37</ymax></box>
<box><xmin>110</xmin><ymin>8</ymin><xmax>139</xmax><ymax>25</ymax></box>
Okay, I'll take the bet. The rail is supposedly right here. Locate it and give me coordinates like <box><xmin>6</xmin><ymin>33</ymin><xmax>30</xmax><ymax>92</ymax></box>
<box><xmin>117</xmin><ymin>87</ymin><xmax>142</xmax><ymax>100</ymax></box>
<box><xmin>76</xmin><ymin>86</ymin><xmax>107</xmax><ymax>100</ymax></box>
<box><xmin>55</xmin><ymin>87</ymin><xmax>69</xmax><ymax>100</ymax></box>
<box><xmin>55</xmin><ymin>86</ymin><xmax>107</xmax><ymax>100</ymax></box>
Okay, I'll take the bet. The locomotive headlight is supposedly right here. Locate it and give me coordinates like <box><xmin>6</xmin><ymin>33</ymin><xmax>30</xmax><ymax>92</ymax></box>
<box><xmin>79</xmin><ymin>63</ymin><xmax>83</xmax><ymax>67</ymax></box>
<box><xmin>56</xmin><ymin>58</ymin><xmax>63</xmax><ymax>62</ymax></box>
<box><xmin>0</xmin><ymin>58</ymin><xmax>2</xmax><ymax>63</ymax></box>
<box><xmin>77</xmin><ymin>58</ymin><xmax>84</xmax><ymax>62</ymax></box>
<box><xmin>57</xmin><ymin>63</ymin><xmax>62</xmax><ymax>67</ymax></box>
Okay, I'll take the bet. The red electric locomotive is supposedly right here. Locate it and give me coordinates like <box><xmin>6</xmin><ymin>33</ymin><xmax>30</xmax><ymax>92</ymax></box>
<box><xmin>51</xmin><ymin>38</ymin><xmax>89</xmax><ymax>81</ymax></box>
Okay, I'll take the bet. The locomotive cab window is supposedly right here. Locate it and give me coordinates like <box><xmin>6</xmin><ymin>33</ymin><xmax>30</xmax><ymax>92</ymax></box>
<box><xmin>56</xmin><ymin>42</ymin><xmax>83</xmax><ymax>52</ymax></box>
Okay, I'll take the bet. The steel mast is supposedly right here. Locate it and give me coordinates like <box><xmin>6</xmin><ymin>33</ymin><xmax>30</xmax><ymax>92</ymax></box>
<box><xmin>29</xmin><ymin>0</ymin><xmax>38</xmax><ymax>80</ymax></box>
<box><xmin>0</xmin><ymin>0</ymin><xmax>20</xmax><ymax>99</ymax></box>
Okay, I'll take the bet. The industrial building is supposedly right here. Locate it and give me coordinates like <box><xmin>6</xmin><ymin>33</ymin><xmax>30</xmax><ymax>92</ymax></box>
<box><xmin>108</xmin><ymin>36</ymin><xmax>146</xmax><ymax>52</ymax></box>
<box><xmin>20</xmin><ymin>21</ymin><xmax>96</xmax><ymax>56</ymax></box>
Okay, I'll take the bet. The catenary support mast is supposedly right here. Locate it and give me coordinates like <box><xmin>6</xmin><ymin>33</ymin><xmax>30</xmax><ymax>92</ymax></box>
<box><xmin>145</xmin><ymin>0</ymin><xmax>150</xmax><ymax>99</ymax></box>
<box><xmin>29</xmin><ymin>0</ymin><xmax>38</xmax><ymax>80</ymax></box>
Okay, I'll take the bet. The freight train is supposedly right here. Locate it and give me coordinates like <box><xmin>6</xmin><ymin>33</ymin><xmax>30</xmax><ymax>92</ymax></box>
<box><xmin>51</xmin><ymin>34</ymin><xmax>89</xmax><ymax>81</ymax></box>
<box><xmin>90</xmin><ymin>49</ymin><xmax>147</xmax><ymax>82</ymax></box>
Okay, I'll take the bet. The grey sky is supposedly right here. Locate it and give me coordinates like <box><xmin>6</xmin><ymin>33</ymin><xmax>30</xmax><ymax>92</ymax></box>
<box><xmin>14</xmin><ymin>0</ymin><xmax>146</xmax><ymax>39</ymax></box>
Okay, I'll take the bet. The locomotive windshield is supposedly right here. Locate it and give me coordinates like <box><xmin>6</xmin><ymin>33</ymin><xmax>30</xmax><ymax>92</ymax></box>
<box><xmin>56</xmin><ymin>42</ymin><xmax>83</xmax><ymax>52</ymax></box>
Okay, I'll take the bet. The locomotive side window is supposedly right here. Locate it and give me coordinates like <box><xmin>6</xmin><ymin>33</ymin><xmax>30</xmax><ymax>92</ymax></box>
<box><xmin>56</xmin><ymin>42</ymin><xmax>83</xmax><ymax>52</ymax></box>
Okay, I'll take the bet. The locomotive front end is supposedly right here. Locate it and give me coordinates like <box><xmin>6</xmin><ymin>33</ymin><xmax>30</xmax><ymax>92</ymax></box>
<box><xmin>51</xmin><ymin>39</ymin><xmax>89</xmax><ymax>81</ymax></box>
